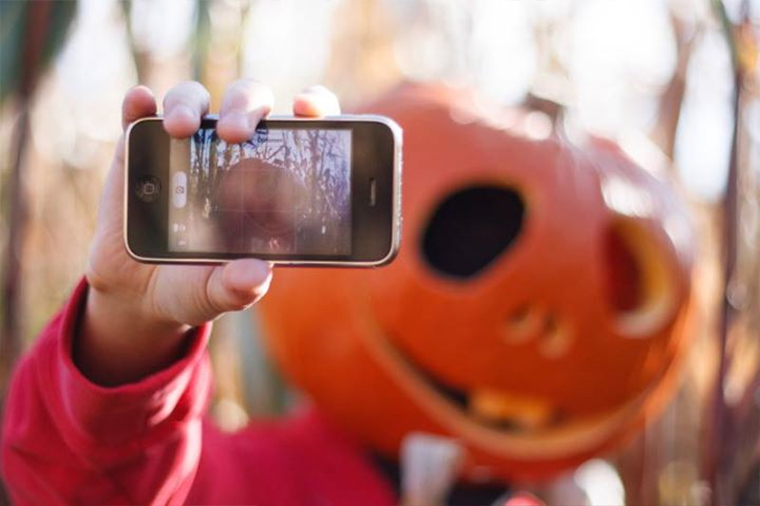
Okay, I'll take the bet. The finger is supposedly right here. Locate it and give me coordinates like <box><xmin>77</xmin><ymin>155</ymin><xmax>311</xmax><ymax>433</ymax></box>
<box><xmin>292</xmin><ymin>85</ymin><xmax>341</xmax><ymax>118</ymax></box>
<box><xmin>105</xmin><ymin>86</ymin><xmax>157</xmax><ymax>233</ymax></box>
<box><xmin>122</xmin><ymin>85</ymin><xmax>157</xmax><ymax>130</ymax></box>
<box><xmin>217</xmin><ymin>79</ymin><xmax>275</xmax><ymax>144</ymax></box>
<box><xmin>95</xmin><ymin>141</ymin><xmax>127</xmax><ymax>235</ymax></box>
<box><xmin>205</xmin><ymin>259</ymin><xmax>273</xmax><ymax>315</ymax></box>
<box><xmin>163</xmin><ymin>81</ymin><xmax>211</xmax><ymax>138</ymax></box>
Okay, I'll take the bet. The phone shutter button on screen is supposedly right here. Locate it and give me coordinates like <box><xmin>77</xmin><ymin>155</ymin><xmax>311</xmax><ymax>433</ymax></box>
<box><xmin>172</xmin><ymin>171</ymin><xmax>187</xmax><ymax>209</ymax></box>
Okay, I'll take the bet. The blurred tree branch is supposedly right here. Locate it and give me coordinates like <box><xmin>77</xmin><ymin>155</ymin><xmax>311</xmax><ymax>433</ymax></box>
<box><xmin>651</xmin><ymin>9</ymin><xmax>699</xmax><ymax>161</ymax></box>
<box><xmin>119</xmin><ymin>0</ymin><xmax>212</xmax><ymax>85</ymax></box>
<box><xmin>0</xmin><ymin>3</ymin><xmax>77</xmax><ymax>504</ymax></box>
<box><xmin>0</xmin><ymin>0</ymin><xmax>76</xmax><ymax>394</ymax></box>
<box><xmin>704</xmin><ymin>1</ymin><xmax>746</xmax><ymax>505</ymax></box>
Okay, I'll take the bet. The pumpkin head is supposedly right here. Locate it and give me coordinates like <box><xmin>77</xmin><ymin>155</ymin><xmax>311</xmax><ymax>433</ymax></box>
<box><xmin>259</xmin><ymin>83</ymin><xmax>695</xmax><ymax>481</ymax></box>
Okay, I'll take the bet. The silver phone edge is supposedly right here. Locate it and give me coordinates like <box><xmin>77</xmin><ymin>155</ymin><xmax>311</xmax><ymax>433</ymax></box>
<box><xmin>123</xmin><ymin>115</ymin><xmax>403</xmax><ymax>267</ymax></box>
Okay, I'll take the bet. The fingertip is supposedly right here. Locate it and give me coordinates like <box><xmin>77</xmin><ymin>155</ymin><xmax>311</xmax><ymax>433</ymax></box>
<box><xmin>215</xmin><ymin>118</ymin><xmax>249</xmax><ymax>144</ymax></box>
<box><xmin>163</xmin><ymin>104</ymin><xmax>201</xmax><ymax>138</ymax></box>
<box><xmin>293</xmin><ymin>85</ymin><xmax>341</xmax><ymax>117</ymax></box>
<box><xmin>222</xmin><ymin>259</ymin><xmax>273</xmax><ymax>300</ymax></box>
<box><xmin>129</xmin><ymin>84</ymin><xmax>154</xmax><ymax>100</ymax></box>
<box><xmin>292</xmin><ymin>96</ymin><xmax>320</xmax><ymax>117</ymax></box>
<box><xmin>122</xmin><ymin>85</ymin><xmax>157</xmax><ymax>129</ymax></box>
<box><xmin>218</xmin><ymin>79</ymin><xmax>274</xmax><ymax>143</ymax></box>
<box><xmin>162</xmin><ymin>81</ymin><xmax>210</xmax><ymax>138</ymax></box>
<box><xmin>217</xmin><ymin>106</ymin><xmax>270</xmax><ymax>144</ymax></box>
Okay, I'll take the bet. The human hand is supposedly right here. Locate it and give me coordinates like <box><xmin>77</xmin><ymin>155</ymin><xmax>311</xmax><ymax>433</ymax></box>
<box><xmin>77</xmin><ymin>80</ymin><xmax>341</xmax><ymax>386</ymax></box>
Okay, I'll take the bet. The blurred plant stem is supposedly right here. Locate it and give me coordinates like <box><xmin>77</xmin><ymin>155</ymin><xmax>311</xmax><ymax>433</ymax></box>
<box><xmin>0</xmin><ymin>3</ymin><xmax>76</xmax><ymax>503</ymax></box>
<box><xmin>0</xmin><ymin>0</ymin><xmax>75</xmax><ymax>394</ymax></box>
<box><xmin>1</xmin><ymin>102</ymin><xmax>30</xmax><ymax>393</ymax></box>
<box><xmin>651</xmin><ymin>10</ymin><xmax>698</xmax><ymax>161</ymax></box>
<box><xmin>120</xmin><ymin>0</ymin><xmax>212</xmax><ymax>89</ymax></box>
<box><xmin>704</xmin><ymin>1</ymin><xmax>744</xmax><ymax>505</ymax></box>
<box><xmin>192</xmin><ymin>0</ymin><xmax>212</xmax><ymax>82</ymax></box>
<box><xmin>120</xmin><ymin>1</ymin><xmax>150</xmax><ymax>83</ymax></box>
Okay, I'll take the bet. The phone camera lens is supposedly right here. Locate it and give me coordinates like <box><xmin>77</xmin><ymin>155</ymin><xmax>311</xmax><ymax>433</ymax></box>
<box><xmin>136</xmin><ymin>176</ymin><xmax>162</xmax><ymax>203</ymax></box>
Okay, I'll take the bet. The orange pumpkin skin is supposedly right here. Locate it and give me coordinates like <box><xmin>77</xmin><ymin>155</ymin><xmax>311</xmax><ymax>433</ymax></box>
<box><xmin>259</xmin><ymin>83</ymin><xmax>695</xmax><ymax>481</ymax></box>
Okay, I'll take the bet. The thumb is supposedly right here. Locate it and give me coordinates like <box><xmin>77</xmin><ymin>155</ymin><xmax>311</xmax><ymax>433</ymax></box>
<box><xmin>205</xmin><ymin>259</ymin><xmax>273</xmax><ymax>317</ymax></box>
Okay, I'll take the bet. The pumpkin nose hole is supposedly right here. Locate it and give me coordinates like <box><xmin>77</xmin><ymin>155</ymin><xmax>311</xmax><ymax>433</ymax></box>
<box><xmin>503</xmin><ymin>305</ymin><xmax>542</xmax><ymax>344</ymax></box>
<box><xmin>422</xmin><ymin>186</ymin><xmax>525</xmax><ymax>278</ymax></box>
<box><xmin>539</xmin><ymin>315</ymin><xmax>572</xmax><ymax>359</ymax></box>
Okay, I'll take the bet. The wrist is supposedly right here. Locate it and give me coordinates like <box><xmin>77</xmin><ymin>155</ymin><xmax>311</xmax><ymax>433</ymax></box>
<box><xmin>75</xmin><ymin>282</ymin><xmax>195</xmax><ymax>386</ymax></box>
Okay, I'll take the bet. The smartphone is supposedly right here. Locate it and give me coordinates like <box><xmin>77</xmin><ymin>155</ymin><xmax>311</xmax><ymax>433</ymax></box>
<box><xmin>124</xmin><ymin>116</ymin><xmax>402</xmax><ymax>266</ymax></box>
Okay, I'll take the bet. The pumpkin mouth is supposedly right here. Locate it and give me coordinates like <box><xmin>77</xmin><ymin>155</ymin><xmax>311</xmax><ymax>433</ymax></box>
<box><xmin>386</xmin><ymin>338</ymin><xmax>564</xmax><ymax>432</ymax></box>
<box><xmin>364</xmin><ymin>322</ymin><xmax>656</xmax><ymax>463</ymax></box>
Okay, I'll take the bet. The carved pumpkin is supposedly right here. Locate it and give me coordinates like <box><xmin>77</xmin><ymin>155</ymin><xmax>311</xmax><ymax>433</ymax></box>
<box><xmin>259</xmin><ymin>83</ymin><xmax>695</xmax><ymax>481</ymax></box>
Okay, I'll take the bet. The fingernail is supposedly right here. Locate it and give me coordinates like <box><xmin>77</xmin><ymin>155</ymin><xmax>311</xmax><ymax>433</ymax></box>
<box><xmin>225</xmin><ymin>260</ymin><xmax>272</xmax><ymax>293</ymax></box>
<box><xmin>226</xmin><ymin>112</ymin><xmax>252</xmax><ymax>130</ymax></box>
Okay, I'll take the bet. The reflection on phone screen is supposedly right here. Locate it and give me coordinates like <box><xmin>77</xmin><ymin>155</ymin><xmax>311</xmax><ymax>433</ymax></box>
<box><xmin>169</xmin><ymin>127</ymin><xmax>352</xmax><ymax>256</ymax></box>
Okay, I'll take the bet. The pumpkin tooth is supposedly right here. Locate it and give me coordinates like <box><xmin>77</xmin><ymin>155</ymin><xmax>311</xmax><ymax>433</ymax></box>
<box><xmin>469</xmin><ymin>389</ymin><xmax>555</xmax><ymax>430</ymax></box>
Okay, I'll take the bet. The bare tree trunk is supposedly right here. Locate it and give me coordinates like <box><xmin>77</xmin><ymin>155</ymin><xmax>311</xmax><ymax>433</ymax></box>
<box><xmin>705</xmin><ymin>23</ymin><xmax>743</xmax><ymax>506</ymax></box>
<box><xmin>650</xmin><ymin>11</ymin><xmax>696</xmax><ymax>162</ymax></box>
<box><xmin>0</xmin><ymin>4</ymin><xmax>57</xmax><ymax>504</ymax></box>
<box><xmin>0</xmin><ymin>0</ymin><xmax>54</xmax><ymax>396</ymax></box>
<box><xmin>0</xmin><ymin>103</ymin><xmax>30</xmax><ymax>393</ymax></box>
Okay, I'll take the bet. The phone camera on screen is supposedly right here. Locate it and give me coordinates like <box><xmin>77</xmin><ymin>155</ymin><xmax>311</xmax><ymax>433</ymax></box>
<box><xmin>136</xmin><ymin>176</ymin><xmax>162</xmax><ymax>202</ymax></box>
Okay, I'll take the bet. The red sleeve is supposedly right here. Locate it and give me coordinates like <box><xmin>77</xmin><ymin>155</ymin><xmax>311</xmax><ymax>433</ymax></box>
<box><xmin>1</xmin><ymin>279</ymin><xmax>212</xmax><ymax>505</ymax></box>
<box><xmin>187</xmin><ymin>409</ymin><xmax>396</xmax><ymax>506</ymax></box>
<box><xmin>1</xmin><ymin>280</ymin><xmax>396</xmax><ymax>506</ymax></box>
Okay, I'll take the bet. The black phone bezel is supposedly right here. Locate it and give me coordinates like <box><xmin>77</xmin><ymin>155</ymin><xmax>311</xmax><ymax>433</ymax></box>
<box><xmin>125</xmin><ymin>117</ymin><xmax>398</xmax><ymax>264</ymax></box>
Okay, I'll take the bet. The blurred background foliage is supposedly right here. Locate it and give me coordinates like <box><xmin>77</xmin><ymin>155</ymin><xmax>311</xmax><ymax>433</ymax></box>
<box><xmin>0</xmin><ymin>1</ymin><xmax>77</xmax><ymax>101</ymax></box>
<box><xmin>1</xmin><ymin>0</ymin><xmax>760</xmax><ymax>504</ymax></box>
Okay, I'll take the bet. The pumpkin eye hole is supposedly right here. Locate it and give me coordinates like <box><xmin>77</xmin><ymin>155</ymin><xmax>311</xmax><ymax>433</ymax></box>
<box><xmin>422</xmin><ymin>186</ymin><xmax>525</xmax><ymax>278</ymax></box>
<box><xmin>603</xmin><ymin>217</ymin><xmax>678</xmax><ymax>337</ymax></box>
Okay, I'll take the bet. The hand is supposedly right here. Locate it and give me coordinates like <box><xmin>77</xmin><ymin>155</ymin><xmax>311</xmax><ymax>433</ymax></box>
<box><xmin>76</xmin><ymin>80</ymin><xmax>341</xmax><ymax>386</ymax></box>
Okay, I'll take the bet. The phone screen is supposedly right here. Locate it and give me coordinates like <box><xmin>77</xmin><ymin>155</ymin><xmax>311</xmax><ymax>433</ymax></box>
<box><xmin>168</xmin><ymin>126</ymin><xmax>353</xmax><ymax>256</ymax></box>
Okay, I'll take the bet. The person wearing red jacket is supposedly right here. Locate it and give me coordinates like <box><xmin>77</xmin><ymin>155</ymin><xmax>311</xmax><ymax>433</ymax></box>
<box><xmin>1</xmin><ymin>81</ymin><xmax>540</xmax><ymax>506</ymax></box>
<box><xmin>0</xmin><ymin>80</ymin><xmax>403</xmax><ymax>506</ymax></box>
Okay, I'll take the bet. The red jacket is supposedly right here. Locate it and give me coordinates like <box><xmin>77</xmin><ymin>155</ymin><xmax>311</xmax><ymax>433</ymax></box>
<box><xmin>1</xmin><ymin>280</ymin><xmax>396</xmax><ymax>505</ymax></box>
